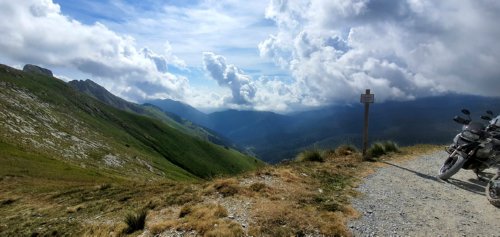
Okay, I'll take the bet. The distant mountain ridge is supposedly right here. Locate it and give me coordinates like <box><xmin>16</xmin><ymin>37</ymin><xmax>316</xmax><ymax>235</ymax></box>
<box><xmin>148</xmin><ymin>95</ymin><xmax>500</xmax><ymax>163</ymax></box>
<box><xmin>146</xmin><ymin>99</ymin><xmax>209</xmax><ymax>126</ymax></box>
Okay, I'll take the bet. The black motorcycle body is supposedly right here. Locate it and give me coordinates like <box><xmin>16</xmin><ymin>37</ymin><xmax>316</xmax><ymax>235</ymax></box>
<box><xmin>438</xmin><ymin>110</ymin><xmax>500</xmax><ymax>207</ymax></box>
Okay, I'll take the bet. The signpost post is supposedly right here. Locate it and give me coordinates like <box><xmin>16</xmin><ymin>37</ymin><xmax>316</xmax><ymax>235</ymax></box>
<box><xmin>360</xmin><ymin>89</ymin><xmax>374</xmax><ymax>160</ymax></box>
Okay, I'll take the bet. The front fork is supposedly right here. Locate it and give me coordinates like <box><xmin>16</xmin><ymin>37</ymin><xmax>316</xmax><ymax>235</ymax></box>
<box><xmin>445</xmin><ymin>145</ymin><xmax>456</xmax><ymax>154</ymax></box>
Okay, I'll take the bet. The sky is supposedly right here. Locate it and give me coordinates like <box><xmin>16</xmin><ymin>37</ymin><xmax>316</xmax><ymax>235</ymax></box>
<box><xmin>0</xmin><ymin>0</ymin><xmax>499</xmax><ymax>113</ymax></box>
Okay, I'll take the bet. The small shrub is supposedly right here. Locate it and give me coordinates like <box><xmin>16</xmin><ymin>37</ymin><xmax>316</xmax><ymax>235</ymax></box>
<box><xmin>382</xmin><ymin>141</ymin><xmax>400</xmax><ymax>153</ymax></box>
<box><xmin>295</xmin><ymin>150</ymin><xmax>324</xmax><ymax>162</ymax></box>
<box><xmin>368</xmin><ymin>142</ymin><xmax>386</xmax><ymax>158</ymax></box>
<box><xmin>367</xmin><ymin>141</ymin><xmax>400</xmax><ymax>158</ymax></box>
<box><xmin>124</xmin><ymin>209</ymin><xmax>147</xmax><ymax>233</ymax></box>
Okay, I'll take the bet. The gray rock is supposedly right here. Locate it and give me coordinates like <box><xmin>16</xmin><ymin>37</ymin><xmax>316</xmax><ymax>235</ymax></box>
<box><xmin>22</xmin><ymin>64</ymin><xmax>53</xmax><ymax>77</ymax></box>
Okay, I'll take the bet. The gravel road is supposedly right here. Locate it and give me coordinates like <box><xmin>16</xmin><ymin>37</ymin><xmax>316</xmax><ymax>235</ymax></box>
<box><xmin>349</xmin><ymin>151</ymin><xmax>499</xmax><ymax>236</ymax></box>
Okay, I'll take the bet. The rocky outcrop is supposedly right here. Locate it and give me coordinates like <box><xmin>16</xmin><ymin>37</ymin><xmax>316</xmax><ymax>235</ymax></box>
<box><xmin>23</xmin><ymin>64</ymin><xmax>53</xmax><ymax>77</ymax></box>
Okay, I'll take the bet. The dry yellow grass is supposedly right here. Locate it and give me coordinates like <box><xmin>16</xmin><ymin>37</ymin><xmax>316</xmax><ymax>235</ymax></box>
<box><xmin>248</xmin><ymin>182</ymin><xmax>267</xmax><ymax>192</ymax></box>
<box><xmin>148</xmin><ymin>203</ymin><xmax>242</xmax><ymax>236</ymax></box>
<box><xmin>205</xmin><ymin>178</ymin><xmax>241</xmax><ymax>197</ymax></box>
<box><xmin>249</xmin><ymin>200</ymin><xmax>351</xmax><ymax>236</ymax></box>
<box><xmin>275</xmin><ymin>168</ymin><xmax>301</xmax><ymax>183</ymax></box>
<box><xmin>0</xmin><ymin>144</ymin><xmax>440</xmax><ymax>236</ymax></box>
<box><xmin>243</xmin><ymin>144</ymin><xmax>440</xmax><ymax>236</ymax></box>
<box><xmin>66</xmin><ymin>203</ymin><xmax>85</xmax><ymax>213</ymax></box>
<box><xmin>250</xmin><ymin>153</ymin><xmax>360</xmax><ymax>235</ymax></box>
<box><xmin>82</xmin><ymin>222</ymin><xmax>128</xmax><ymax>237</ymax></box>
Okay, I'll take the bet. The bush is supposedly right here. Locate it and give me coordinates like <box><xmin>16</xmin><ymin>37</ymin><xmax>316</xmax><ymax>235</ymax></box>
<box><xmin>295</xmin><ymin>150</ymin><xmax>324</xmax><ymax>162</ymax></box>
<box><xmin>382</xmin><ymin>141</ymin><xmax>399</xmax><ymax>153</ymax></box>
<box><xmin>367</xmin><ymin>142</ymin><xmax>386</xmax><ymax>158</ymax></box>
<box><xmin>367</xmin><ymin>141</ymin><xmax>400</xmax><ymax>158</ymax></box>
<box><xmin>124</xmin><ymin>209</ymin><xmax>147</xmax><ymax>233</ymax></box>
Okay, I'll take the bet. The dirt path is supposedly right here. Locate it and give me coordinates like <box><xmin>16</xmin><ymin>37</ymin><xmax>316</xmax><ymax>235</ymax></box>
<box><xmin>349</xmin><ymin>151</ymin><xmax>499</xmax><ymax>236</ymax></box>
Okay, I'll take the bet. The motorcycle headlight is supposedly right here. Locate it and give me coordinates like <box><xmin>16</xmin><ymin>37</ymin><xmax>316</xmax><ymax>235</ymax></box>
<box><xmin>461</xmin><ymin>130</ymin><xmax>480</xmax><ymax>141</ymax></box>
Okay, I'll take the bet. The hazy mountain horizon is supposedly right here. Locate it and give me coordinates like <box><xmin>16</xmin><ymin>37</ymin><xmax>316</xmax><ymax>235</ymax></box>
<box><xmin>15</xmin><ymin>64</ymin><xmax>500</xmax><ymax>164</ymax></box>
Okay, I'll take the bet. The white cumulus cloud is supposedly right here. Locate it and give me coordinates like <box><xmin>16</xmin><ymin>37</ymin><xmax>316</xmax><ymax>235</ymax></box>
<box><xmin>259</xmin><ymin>0</ymin><xmax>500</xmax><ymax>106</ymax></box>
<box><xmin>0</xmin><ymin>0</ymin><xmax>189</xmax><ymax>102</ymax></box>
<box><xmin>203</xmin><ymin>52</ymin><xmax>316</xmax><ymax>112</ymax></box>
<box><xmin>203</xmin><ymin>52</ymin><xmax>257</xmax><ymax>105</ymax></box>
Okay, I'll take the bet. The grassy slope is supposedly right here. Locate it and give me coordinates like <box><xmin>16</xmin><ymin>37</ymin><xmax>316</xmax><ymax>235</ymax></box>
<box><xmin>0</xmin><ymin>141</ymin><xmax>120</xmax><ymax>183</ymax></box>
<box><xmin>0</xmin><ymin>64</ymin><xmax>262</xmax><ymax>181</ymax></box>
<box><xmin>68</xmin><ymin>80</ymin><xmax>204</xmax><ymax>139</ymax></box>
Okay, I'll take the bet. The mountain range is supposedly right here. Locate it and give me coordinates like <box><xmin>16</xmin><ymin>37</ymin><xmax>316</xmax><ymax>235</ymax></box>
<box><xmin>147</xmin><ymin>94</ymin><xmax>500</xmax><ymax>163</ymax></box>
<box><xmin>0</xmin><ymin>64</ymin><xmax>262</xmax><ymax>182</ymax></box>
<box><xmin>3</xmin><ymin>63</ymin><xmax>499</xmax><ymax>168</ymax></box>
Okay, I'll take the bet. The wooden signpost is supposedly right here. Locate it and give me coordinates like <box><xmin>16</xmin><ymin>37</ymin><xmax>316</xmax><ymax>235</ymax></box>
<box><xmin>360</xmin><ymin>89</ymin><xmax>374</xmax><ymax>160</ymax></box>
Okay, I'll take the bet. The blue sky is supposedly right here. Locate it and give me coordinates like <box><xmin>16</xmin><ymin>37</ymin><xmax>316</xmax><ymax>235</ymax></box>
<box><xmin>0</xmin><ymin>0</ymin><xmax>499</xmax><ymax>112</ymax></box>
<box><xmin>52</xmin><ymin>0</ymin><xmax>282</xmax><ymax>86</ymax></box>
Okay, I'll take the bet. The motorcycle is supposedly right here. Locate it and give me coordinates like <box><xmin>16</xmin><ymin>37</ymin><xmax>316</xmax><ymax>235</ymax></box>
<box><xmin>438</xmin><ymin>109</ymin><xmax>500</xmax><ymax>207</ymax></box>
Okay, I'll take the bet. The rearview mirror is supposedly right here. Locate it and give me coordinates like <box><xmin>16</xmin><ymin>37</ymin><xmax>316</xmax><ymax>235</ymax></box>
<box><xmin>453</xmin><ymin>116</ymin><xmax>468</xmax><ymax>124</ymax></box>
<box><xmin>481</xmin><ymin>115</ymin><xmax>492</xmax><ymax>121</ymax></box>
<box><xmin>461</xmin><ymin>109</ymin><xmax>471</xmax><ymax>115</ymax></box>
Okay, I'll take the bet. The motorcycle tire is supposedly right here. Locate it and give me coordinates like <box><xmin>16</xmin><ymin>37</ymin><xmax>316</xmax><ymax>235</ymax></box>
<box><xmin>486</xmin><ymin>174</ymin><xmax>500</xmax><ymax>208</ymax></box>
<box><xmin>438</xmin><ymin>155</ymin><xmax>466</xmax><ymax>180</ymax></box>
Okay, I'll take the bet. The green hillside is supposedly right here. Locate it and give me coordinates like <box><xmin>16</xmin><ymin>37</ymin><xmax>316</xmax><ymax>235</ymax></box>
<box><xmin>68</xmin><ymin>79</ymin><xmax>238</xmax><ymax>150</ymax></box>
<box><xmin>0</xmin><ymin>64</ymin><xmax>262</xmax><ymax>181</ymax></box>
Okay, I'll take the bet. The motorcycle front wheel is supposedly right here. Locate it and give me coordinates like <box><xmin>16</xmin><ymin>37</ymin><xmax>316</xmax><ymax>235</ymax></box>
<box><xmin>486</xmin><ymin>174</ymin><xmax>500</xmax><ymax>207</ymax></box>
<box><xmin>438</xmin><ymin>155</ymin><xmax>466</xmax><ymax>180</ymax></box>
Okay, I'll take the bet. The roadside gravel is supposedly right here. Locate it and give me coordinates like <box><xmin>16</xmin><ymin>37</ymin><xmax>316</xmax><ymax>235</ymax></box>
<box><xmin>349</xmin><ymin>151</ymin><xmax>499</xmax><ymax>236</ymax></box>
